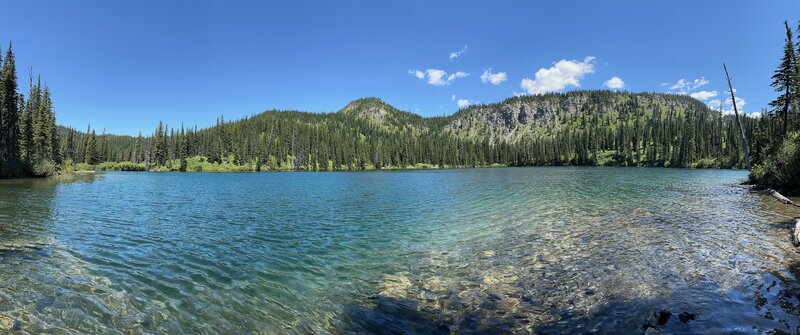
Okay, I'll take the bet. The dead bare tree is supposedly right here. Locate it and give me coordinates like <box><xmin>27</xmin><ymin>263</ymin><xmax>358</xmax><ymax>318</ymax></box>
<box><xmin>723</xmin><ymin>63</ymin><xmax>751</xmax><ymax>170</ymax></box>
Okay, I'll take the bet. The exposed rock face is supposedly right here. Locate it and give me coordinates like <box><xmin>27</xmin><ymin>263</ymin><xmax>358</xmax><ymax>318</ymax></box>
<box><xmin>443</xmin><ymin>91</ymin><xmax>709</xmax><ymax>143</ymax></box>
<box><xmin>338</xmin><ymin>97</ymin><xmax>426</xmax><ymax>131</ymax></box>
<box><xmin>335</xmin><ymin>91</ymin><xmax>712</xmax><ymax>145</ymax></box>
<box><xmin>340</xmin><ymin>98</ymin><xmax>395</xmax><ymax>124</ymax></box>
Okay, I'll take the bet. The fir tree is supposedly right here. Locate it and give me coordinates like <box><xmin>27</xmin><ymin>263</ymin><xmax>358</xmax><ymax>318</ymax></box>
<box><xmin>769</xmin><ymin>21</ymin><xmax>798</xmax><ymax>137</ymax></box>
<box><xmin>0</xmin><ymin>43</ymin><xmax>20</xmax><ymax>176</ymax></box>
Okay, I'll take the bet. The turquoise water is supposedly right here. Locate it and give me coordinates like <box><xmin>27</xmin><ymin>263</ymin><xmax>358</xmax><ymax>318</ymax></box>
<box><xmin>0</xmin><ymin>168</ymin><xmax>799</xmax><ymax>334</ymax></box>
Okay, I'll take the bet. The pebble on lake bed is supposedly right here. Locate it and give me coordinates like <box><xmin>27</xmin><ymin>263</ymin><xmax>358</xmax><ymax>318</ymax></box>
<box><xmin>378</xmin><ymin>274</ymin><xmax>412</xmax><ymax>298</ymax></box>
<box><xmin>422</xmin><ymin>276</ymin><xmax>452</xmax><ymax>293</ymax></box>
<box><xmin>481</xmin><ymin>266</ymin><xmax>518</xmax><ymax>286</ymax></box>
<box><xmin>0</xmin><ymin>314</ymin><xmax>15</xmax><ymax>331</ymax></box>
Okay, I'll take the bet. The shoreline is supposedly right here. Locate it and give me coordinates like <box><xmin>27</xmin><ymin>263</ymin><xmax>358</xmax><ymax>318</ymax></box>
<box><xmin>0</xmin><ymin>163</ymin><xmax>754</xmax><ymax>180</ymax></box>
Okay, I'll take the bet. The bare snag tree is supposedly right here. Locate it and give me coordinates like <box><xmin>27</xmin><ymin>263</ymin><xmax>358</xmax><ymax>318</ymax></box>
<box><xmin>723</xmin><ymin>63</ymin><xmax>751</xmax><ymax>170</ymax></box>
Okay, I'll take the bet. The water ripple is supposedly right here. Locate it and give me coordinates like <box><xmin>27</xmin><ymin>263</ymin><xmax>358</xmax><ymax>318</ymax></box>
<box><xmin>0</xmin><ymin>168</ymin><xmax>798</xmax><ymax>334</ymax></box>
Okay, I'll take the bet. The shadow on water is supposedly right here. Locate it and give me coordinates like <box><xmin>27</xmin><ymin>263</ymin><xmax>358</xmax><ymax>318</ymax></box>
<box><xmin>336</xmin><ymin>214</ymin><xmax>800</xmax><ymax>334</ymax></box>
<box><xmin>337</xmin><ymin>270</ymin><xmax>800</xmax><ymax>334</ymax></box>
<box><xmin>0</xmin><ymin>173</ymin><xmax>95</xmax><ymax>248</ymax></box>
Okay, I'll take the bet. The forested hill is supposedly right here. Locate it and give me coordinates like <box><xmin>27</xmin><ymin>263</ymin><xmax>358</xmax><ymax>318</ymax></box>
<box><xmin>59</xmin><ymin>90</ymin><xmax>775</xmax><ymax>172</ymax></box>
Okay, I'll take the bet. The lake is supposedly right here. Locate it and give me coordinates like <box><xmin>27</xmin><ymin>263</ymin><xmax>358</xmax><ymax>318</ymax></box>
<box><xmin>0</xmin><ymin>167</ymin><xmax>799</xmax><ymax>334</ymax></box>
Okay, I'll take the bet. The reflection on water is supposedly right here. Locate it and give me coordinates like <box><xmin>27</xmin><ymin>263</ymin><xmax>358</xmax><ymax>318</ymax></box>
<box><xmin>0</xmin><ymin>168</ymin><xmax>798</xmax><ymax>334</ymax></box>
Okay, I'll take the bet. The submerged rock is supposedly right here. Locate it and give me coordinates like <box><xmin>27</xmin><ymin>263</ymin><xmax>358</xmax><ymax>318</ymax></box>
<box><xmin>644</xmin><ymin>327</ymin><xmax>663</xmax><ymax>335</ymax></box>
<box><xmin>422</xmin><ymin>276</ymin><xmax>452</xmax><ymax>294</ymax></box>
<box><xmin>643</xmin><ymin>309</ymin><xmax>671</xmax><ymax>329</ymax></box>
<box><xmin>0</xmin><ymin>314</ymin><xmax>15</xmax><ymax>331</ymax></box>
<box><xmin>379</xmin><ymin>274</ymin><xmax>412</xmax><ymax>298</ymax></box>
<box><xmin>678</xmin><ymin>311</ymin><xmax>696</xmax><ymax>323</ymax></box>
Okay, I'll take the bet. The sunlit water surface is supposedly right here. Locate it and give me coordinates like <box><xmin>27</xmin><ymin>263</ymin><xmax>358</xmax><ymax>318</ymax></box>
<box><xmin>0</xmin><ymin>168</ymin><xmax>799</xmax><ymax>334</ymax></box>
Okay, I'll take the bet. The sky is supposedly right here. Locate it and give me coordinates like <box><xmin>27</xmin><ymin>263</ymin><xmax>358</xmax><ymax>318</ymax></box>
<box><xmin>1</xmin><ymin>0</ymin><xmax>799</xmax><ymax>135</ymax></box>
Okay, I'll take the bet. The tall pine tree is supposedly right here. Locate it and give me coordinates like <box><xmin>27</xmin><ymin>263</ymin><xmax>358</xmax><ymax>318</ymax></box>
<box><xmin>0</xmin><ymin>43</ymin><xmax>21</xmax><ymax>177</ymax></box>
<box><xmin>769</xmin><ymin>20</ymin><xmax>798</xmax><ymax>137</ymax></box>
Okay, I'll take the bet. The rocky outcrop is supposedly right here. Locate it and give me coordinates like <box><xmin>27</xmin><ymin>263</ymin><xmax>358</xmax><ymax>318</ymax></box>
<box><xmin>335</xmin><ymin>91</ymin><xmax>713</xmax><ymax>144</ymax></box>
<box><xmin>443</xmin><ymin>91</ymin><xmax>709</xmax><ymax>143</ymax></box>
<box><xmin>338</xmin><ymin>97</ymin><xmax>426</xmax><ymax>131</ymax></box>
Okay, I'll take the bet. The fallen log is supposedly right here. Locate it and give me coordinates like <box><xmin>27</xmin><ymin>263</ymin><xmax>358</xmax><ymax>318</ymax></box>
<box><xmin>794</xmin><ymin>219</ymin><xmax>800</xmax><ymax>246</ymax></box>
<box><xmin>768</xmin><ymin>188</ymin><xmax>799</xmax><ymax>206</ymax></box>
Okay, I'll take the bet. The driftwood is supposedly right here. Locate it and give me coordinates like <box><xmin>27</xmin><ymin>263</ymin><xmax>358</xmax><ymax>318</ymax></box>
<box><xmin>794</xmin><ymin>219</ymin><xmax>800</xmax><ymax>246</ymax></box>
<box><xmin>769</xmin><ymin>188</ymin><xmax>796</xmax><ymax>205</ymax></box>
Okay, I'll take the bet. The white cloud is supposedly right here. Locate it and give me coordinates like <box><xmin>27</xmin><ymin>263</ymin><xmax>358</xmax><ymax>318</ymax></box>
<box><xmin>689</xmin><ymin>90</ymin><xmax>718</xmax><ymax>101</ymax></box>
<box><xmin>450</xmin><ymin>94</ymin><xmax>456</xmax><ymax>101</ymax></box>
<box><xmin>667</xmin><ymin>77</ymin><xmax>710</xmax><ymax>94</ymax></box>
<box><xmin>748</xmin><ymin>111</ymin><xmax>763</xmax><ymax>118</ymax></box>
<box><xmin>409</xmin><ymin>68</ymin><xmax>468</xmax><ymax>85</ymax></box>
<box><xmin>705</xmin><ymin>90</ymin><xmax>748</xmax><ymax>116</ymax></box>
<box><xmin>520</xmin><ymin>56</ymin><xmax>596</xmax><ymax>95</ymax></box>
<box><xmin>603</xmin><ymin>76</ymin><xmax>625</xmax><ymax>89</ymax></box>
<box><xmin>447</xmin><ymin>71</ymin><xmax>468</xmax><ymax>82</ymax></box>
<box><xmin>707</xmin><ymin>99</ymin><xmax>722</xmax><ymax>110</ymax></box>
<box><xmin>669</xmin><ymin>79</ymin><xmax>688</xmax><ymax>91</ymax></box>
<box><xmin>449</xmin><ymin>46</ymin><xmax>468</xmax><ymax>60</ymax></box>
<box><xmin>726</xmin><ymin>96</ymin><xmax>746</xmax><ymax>110</ymax></box>
<box><xmin>457</xmin><ymin>99</ymin><xmax>471</xmax><ymax>108</ymax></box>
<box><xmin>690</xmin><ymin>77</ymin><xmax>709</xmax><ymax>90</ymax></box>
<box><xmin>408</xmin><ymin>69</ymin><xmax>425</xmax><ymax>80</ymax></box>
<box><xmin>480</xmin><ymin>68</ymin><xmax>507</xmax><ymax>85</ymax></box>
<box><xmin>720</xmin><ymin>96</ymin><xmax>746</xmax><ymax>115</ymax></box>
<box><xmin>426</xmin><ymin>69</ymin><xmax>448</xmax><ymax>85</ymax></box>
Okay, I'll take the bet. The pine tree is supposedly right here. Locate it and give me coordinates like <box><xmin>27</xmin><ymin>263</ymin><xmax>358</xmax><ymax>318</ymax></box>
<box><xmin>85</xmin><ymin>129</ymin><xmax>97</xmax><ymax>164</ymax></box>
<box><xmin>0</xmin><ymin>43</ymin><xmax>21</xmax><ymax>177</ymax></box>
<box><xmin>62</xmin><ymin>128</ymin><xmax>75</xmax><ymax>162</ymax></box>
<box><xmin>153</xmin><ymin>121</ymin><xmax>166</xmax><ymax>165</ymax></box>
<box><xmin>41</xmin><ymin>84</ymin><xmax>59</xmax><ymax>163</ymax></box>
<box><xmin>31</xmin><ymin>77</ymin><xmax>46</xmax><ymax>163</ymax></box>
<box><xmin>769</xmin><ymin>21</ymin><xmax>798</xmax><ymax>137</ymax></box>
<box><xmin>19</xmin><ymin>88</ymin><xmax>32</xmax><ymax>165</ymax></box>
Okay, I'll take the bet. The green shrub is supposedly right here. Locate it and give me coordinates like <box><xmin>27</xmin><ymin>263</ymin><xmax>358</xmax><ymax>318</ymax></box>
<box><xmin>96</xmin><ymin>161</ymin><xmax>146</xmax><ymax>171</ymax></box>
<box><xmin>692</xmin><ymin>158</ymin><xmax>718</xmax><ymax>169</ymax></box>
<box><xmin>60</xmin><ymin>159</ymin><xmax>76</xmax><ymax>173</ymax></box>
<box><xmin>749</xmin><ymin>131</ymin><xmax>800</xmax><ymax>190</ymax></box>
<box><xmin>32</xmin><ymin>160</ymin><xmax>57</xmax><ymax>177</ymax></box>
<box><xmin>75</xmin><ymin>162</ymin><xmax>93</xmax><ymax>171</ymax></box>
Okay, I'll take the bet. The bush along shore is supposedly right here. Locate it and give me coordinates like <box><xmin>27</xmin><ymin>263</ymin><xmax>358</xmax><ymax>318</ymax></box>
<box><xmin>64</xmin><ymin>155</ymin><xmax>506</xmax><ymax>173</ymax></box>
<box><xmin>746</xmin><ymin>20</ymin><xmax>800</xmax><ymax>195</ymax></box>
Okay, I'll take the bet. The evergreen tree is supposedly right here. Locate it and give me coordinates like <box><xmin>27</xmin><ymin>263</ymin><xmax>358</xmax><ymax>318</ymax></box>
<box><xmin>62</xmin><ymin>128</ymin><xmax>75</xmax><ymax>162</ymax></box>
<box><xmin>152</xmin><ymin>121</ymin><xmax>166</xmax><ymax>165</ymax></box>
<box><xmin>85</xmin><ymin>129</ymin><xmax>97</xmax><ymax>164</ymax></box>
<box><xmin>0</xmin><ymin>43</ymin><xmax>21</xmax><ymax>176</ymax></box>
<box><xmin>769</xmin><ymin>20</ymin><xmax>798</xmax><ymax>137</ymax></box>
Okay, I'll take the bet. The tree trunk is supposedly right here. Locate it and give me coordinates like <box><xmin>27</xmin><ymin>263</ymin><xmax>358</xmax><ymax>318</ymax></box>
<box><xmin>723</xmin><ymin>63</ymin><xmax>751</xmax><ymax>170</ymax></box>
<box><xmin>784</xmin><ymin>86</ymin><xmax>790</xmax><ymax>137</ymax></box>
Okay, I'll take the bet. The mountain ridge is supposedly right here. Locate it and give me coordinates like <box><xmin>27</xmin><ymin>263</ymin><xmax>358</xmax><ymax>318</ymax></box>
<box><xmin>59</xmin><ymin>89</ymin><xmax>758</xmax><ymax>170</ymax></box>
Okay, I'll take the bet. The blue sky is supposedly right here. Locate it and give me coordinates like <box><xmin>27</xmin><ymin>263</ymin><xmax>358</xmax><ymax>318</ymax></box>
<box><xmin>1</xmin><ymin>1</ymin><xmax>798</xmax><ymax>135</ymax></box>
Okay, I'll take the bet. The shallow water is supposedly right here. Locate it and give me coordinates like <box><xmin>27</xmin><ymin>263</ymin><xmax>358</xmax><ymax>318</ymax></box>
<box><xmin>0</xmin><ymin>167</ymin><xmax>799</xmax><ymax>334</ymax></box>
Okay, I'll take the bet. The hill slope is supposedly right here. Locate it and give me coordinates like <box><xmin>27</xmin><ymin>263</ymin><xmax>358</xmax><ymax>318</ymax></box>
<box><xmin>61</xmin><ymin>91</ymin><xmax>761</xmax><ymax>170</ymax></box>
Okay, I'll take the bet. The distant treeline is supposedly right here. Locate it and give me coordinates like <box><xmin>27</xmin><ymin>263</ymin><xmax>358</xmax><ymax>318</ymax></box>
<box><xmin>0</xmin><ymin>41</ymin><xmax>794</xmax><ymax>178</ymax></box>
<box><xmin>57</xmin><ymin>92</ymin><xmax>778</xmax><ymax>172</ymax></box>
